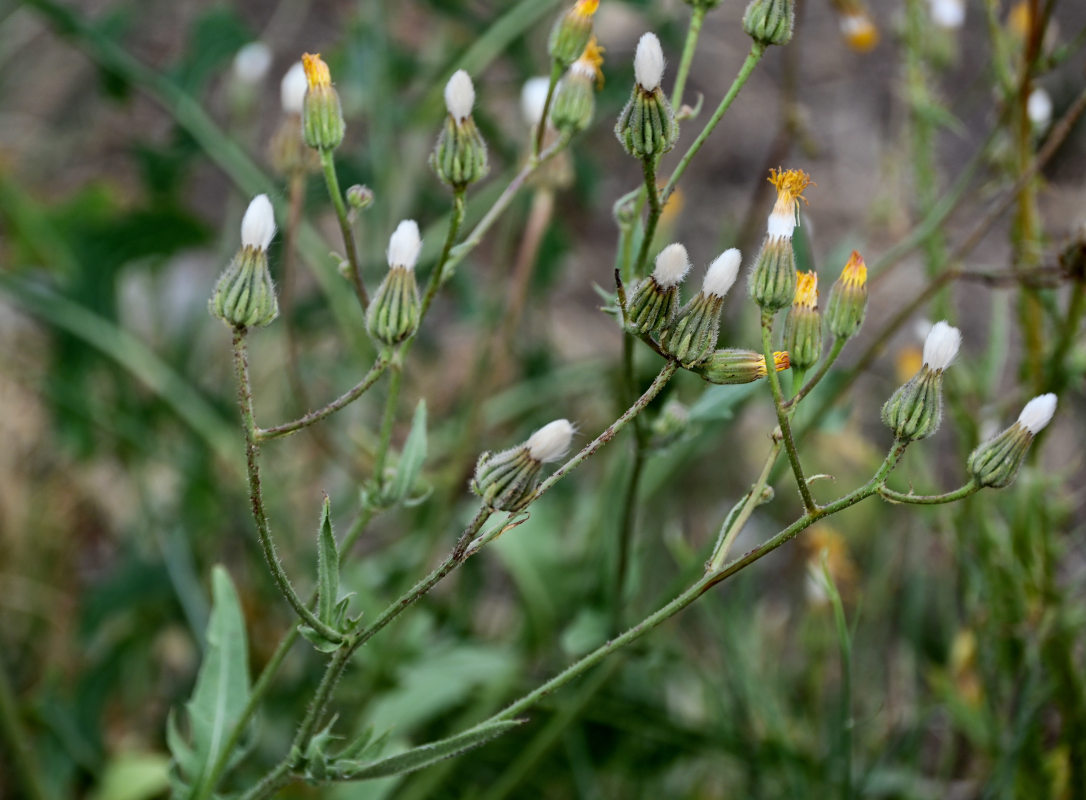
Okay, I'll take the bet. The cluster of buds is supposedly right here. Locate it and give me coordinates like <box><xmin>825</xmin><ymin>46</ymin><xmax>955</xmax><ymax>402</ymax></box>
<box><xmin>210</xmin><ymin>195</ymin><xmax>279</xmax><ymax>329</ymax></box>
<box><xmin>471</xmin><ymin>420</ymin><xmax>575</xmax><ymax>510</ymax></box>
<box><xmin>659</xmin><ymin>249</ymin><xmax>742</xmax><ymax>367</ymax></box>
<box><xmin>615</xmin><ymin>33</ymin><xmax>678</xmax><ymax>160</ymax></box>
<box><xmin>366</xmin><ymin>221</ymin><xmax>423</xmax><ymax>346</ymax></box>
<box><xmin>431</xmin><ymin>70</ymin><xmax>489</xmax><ymax>191</ymax></box>
<box><xmin>743</xmin><ymin>0</ymin><xmax>795</xmax><ymax>47</ymax></box>
<box><xmin>626</xmin><ymin>243</ymin><xmax>690</xmax><ymax>336</ymax></box>
<box><xmin>552</xmin><ymin>37</ymin><xmax>605</xmax><ymax>136</ymax></box>
<box><xmin>701</xmin><ymin>349</ymin><xmax>790</xmax><ymax>385</ymax></box>
<box><xmin>549</xmin><ymin>0</ymin><xmax>599</xmax><ymax>69</ymax></box>
<box><xmin>967</xmin><ymin>394</ymin><xmax>1056</xmax><ymax>487</ymax></box>
<box><xmin>301</xmin><ymin>53</ymin><xmax>345</xmax><ymax>152</ymax></box>
<box><xmin>749</xmin><ymin>168</ymin><xmax>812</xmax><ymax>311</ymax></box>
<box><xmin>882</xmin><ymin>321</ymin><xmax>960</xmax><ymax>441</ymax></box>
<box><xmin>783</xmin><ymin>271</ymin><xmax>822</xmax><ymax>369</ymax></box>
<box><xmin>825</xmin><ymin>250</ymin><xmax>868</xmax><ymax>339</ymax></box>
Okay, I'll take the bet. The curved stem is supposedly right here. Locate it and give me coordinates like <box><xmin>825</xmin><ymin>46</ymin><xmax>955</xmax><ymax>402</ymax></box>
<box><xmin>318</xmin><ymin>149</ymin><xmax>368</xmax><ymax>309</ymax></box>
<box><xmin>633</xmin><ymin>157</ymin><xmax>662</xmax><ymax>278</ymax></box>
<box><xmin>232</xmin><ymin>329</ymin><xmax>345</xmax><ymax>644</ymax></box>
<box><xmin>420</xmin><ymin>190</ymin><xmax>466</xmax><ymax>320</ymax></box>
<box><xmin>372</xmin><ymin>360</ymin><xmax>403</xmax><ymax>482</ymax></box>
<box><xmin>533</xmin><ymin>61</ymin><xmax>564</xmax><ymax>158</ymax></box>
<box><xmin>671</xmin><ymin>4</ymin><xmax>706</xmax><ymax>110</ymax></box>
<box><xmin>256</xmin><ymin>356</ymin><xmax>391</xmax><ymax>441</ymax></box>
<box><xmin>660</xmin><ymin>43</ymin><xmax>765</xmax><ymax>205</ymax></box>
<box><xmin>707</xmin><ymin>440</ymin><xmax>781</xmax><ymax>572</ymax></box>
<box><xmin>878</xmin><ymin>481</ymin><xmax>978</xmax><ymax>505</ymax></box>
<box><xmin>760</xmin><ymin>313</ymin><xmax>817</xmax><ymax>513</ymax></box>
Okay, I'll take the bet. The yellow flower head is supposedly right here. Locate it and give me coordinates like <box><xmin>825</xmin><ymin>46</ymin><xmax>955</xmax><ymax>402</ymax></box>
<box><xmin>794</xmin><ymin>270</ymin><xmax>818</xmax><ymax>309</ymax></box>
<box><xmin>302</xmin><ymin>53</ymin><xmax>331</xmax><ymax>90</ymax></box>
<box><xmin>1007</xmin><ymin>0</ymin><xmax>1030</xmax><ymax>38</ymax></box>
<box><xmin>841</xmin><ymin>12</ymin><xmax>879</xmax><ymax>52</ymax></box>
<box><xmin>573</xmin><ymin>0</ymin><xmax>600</xmax><ymax>18</ymax></box>
<box><xmin>773</xmin><ymin>351</ymin><xmax>791</xmax><ymax>372</ymax></box>
<box><xmin>769</xmin><ymin>167</ymin><xmax>813</xmax><ymax>209</ymax></box>
<box><xmin>841</xmin><ymin>250</ymin><xmax>867</xmax><ymax>289</ymax></box>
<box><xmin>573</xmin><ymin>36</ymin><xmax>606</xmax><ymax>88</ymax></box>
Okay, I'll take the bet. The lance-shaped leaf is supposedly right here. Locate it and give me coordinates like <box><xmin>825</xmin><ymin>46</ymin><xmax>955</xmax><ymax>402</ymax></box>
<box><xmin>388</xmin><ymin>400</ymin><xmax>427</xmax><ymax>503</ymax></box>
<box><xmin>316</xmin><ymin>495</ymin><xmax>339</xmax><ymax>627</ymax></box>
<box><xmin>168</xmin><ymin>565</ymin><xmax>251</xmax><ymax>794</ymax></box>
<box><xmin>331</xmin><ymin>719</ymin><xmax>523</xmax><ymax>780</ymax></box>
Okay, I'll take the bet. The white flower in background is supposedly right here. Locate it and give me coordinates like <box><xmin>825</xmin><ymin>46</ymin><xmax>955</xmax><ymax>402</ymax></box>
<box><xmin>280</xmin><ymin>61</ymin><xmax>307</xmax><ymax>114</ymax></box>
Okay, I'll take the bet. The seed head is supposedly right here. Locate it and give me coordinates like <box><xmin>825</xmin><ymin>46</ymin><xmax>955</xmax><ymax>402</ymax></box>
<box><xmin>241</xmin><ymin>194</ymin><xmax>276</xmax><ymax>250</ymax></box>
<box><xmin>233</xmin><ymin>42</ymin><xmax>272</xmax><ymax>86</ymax></box>
<box><xmin>634</xmin><ymin>33</ymin><xmax>665</xmax><ymax>91</ymax></box>
<box><xmin>702</xmin><ymin>248</ymin><xmax>742</xmax><ymax>297</ymax></box>
<box><xmin>281</xmin><ymin>62</ymin><xmax>307</xmax><ymax>114</ymax></box>
<box><xmin>444</xmin><ymin>70</ymin><xmax>475</xmax><ymax>121</ymax></box>
<box><xmin>526</xmin><ymin>419</ymin><xmax>575</xmax><ymax>463</ymax></box>
<box><xmin>653</xmin><ymin>244</ymin><xmax>691</xmax><ymax>288</ymax></box>
<box><xmin>1017</xmin><ymin>393</ymin><xmax>1057</xmax><ymax>435</ymax></box>
<box><xmin>387</xmin><ymin>220</ymin><xmax>422</xmax><ymax>270</ymax></box>
<box><xmin>922</xmin><ymin>321</ymin><xmax>961</xmax><ymax>371</ymax></box>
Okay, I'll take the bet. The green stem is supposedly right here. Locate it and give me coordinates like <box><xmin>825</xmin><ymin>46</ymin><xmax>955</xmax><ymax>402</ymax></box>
<box><xmin>534</xmin><ymin>61</ymin><xmax>564</xmax><ymax>158</ymax></box>
<box><xmin>373</xmin><ymin>359</ymin><xmax>404</xmax><ymax>481</ymax></box>
<box><xmin>612</xmin><ymin>335</ymin><xmax>648</xmax><ymax>631</ymax></box>
<box><xmin>784</xmin><ymin>337</ymin><xmax>845</xmax><ymax>409</ymax></box>
<box><xmin>760</xmin><ymin>313</ymin><xmax>817</xmax><ymax>514</ymax></box>
<box><xmin>671</xmin><ymin>4</ymin><xmax>706</xmax><ymax>110</ymax></box>
<box><xmin>231</xmin><ymin>329</ymin><xmax>345</xmax><ymax>644</ymax></box>
<box><xmin>319</xmin><ymin>149</ymin><xmax>368</xmax><ymax>309</ymax></box>
<box><xmin>878</xmin><ymin>481</ymin><xmax>979</xmax><ymax>505</ymax></box>
<box><xmin>660</xmin><ymin>43</ymin><xmax>765</xmax><ymax>204</ymax></box>
<box><xmin>633</xmin><ymin>157</ymin><xmax>662</xmax><ymax>278</ymax></box>
<box><xmin>707</xmin><ymin>441</ymin><xmax>781</xmax><ymax>572</ymax></box>
<box><xmin>419</xmin><ymin>190</ymin><xmax>466</xmax><ymax>320</ymax></box>
<box><xmin>0</xmin><ymin>656</ymin><xmax>49</xmax><ymax>800</ymax></box>
<box><xmin>256</xmin><ymin>356</ymin><xmax>390</xmax><ymax>440</ymax></box>
<box><xmin>531</xmin><ymin>361</ymin><xmax>679</xmax><ymax>504</ymax></box>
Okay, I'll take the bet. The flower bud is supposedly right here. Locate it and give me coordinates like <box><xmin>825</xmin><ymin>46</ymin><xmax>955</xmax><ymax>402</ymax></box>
<box><xmin>301</xmin><ymin>53</ymin><xmax>345</xmax><ymax>152</ymax></box>
<box><xmin>783</xmin><ymin>271</ymin><xmax>822</xmax><ymax>369</ymax></box>
<box><xmin>967</xmin><ymin>394</ymin><xmax>1056</xmax><ymax>488</ymax></box>
<box><xmin>471</xmin><ymin>419</ymin><xmax>574</xmax><ymax>510</ymax></box>
<box><xmin>626</xmin><ymin>243</ymin><xmax>690</xmax><ymax>335</ymax></box>
<box><xmin>881</xmin><ymin>321</ymin><xmax>961</xmax><ymax>441</ymax></box>
<box><xmin>366</xmin><ymin>221</ymin><xmax>422</xmax><ymax>346</ymax></box>
<box><xmin>549</xmin><ymin>0</ymin><xmax>599</xmax><ymax>69</ymax></box>
<box><xmin>210</xmin><ymin>195</ymin><xmax>279</xmax><ymax>329</ymax></box>
<box><xmin>699</xmin><ymin>348</ymin><xmax>790</xmax><ymax>385</ymax></box>
<box><xmin>552</xmin><ymin>38</ymin><xmax>604</xmax><ymax>136</ymax></box>
<box><xmin>825</xmin><ymin>250</ymin><xmax>868</xmax><ymax>339</ymax></box>
<box><xmin>743</xmin><ymin>0</ymin><xmax>795</xmax><ymax>47</ymax></box>
<box><xmin>347</xmin><ymin>184</ymin><xmax>374</xmax><ymax>211</ymax></box>
<box><xmin>431</xmin><ymin>70</ymin><xmax>489</xmax><ymax>191</ymax></box>
<box><xmin>749</xmin><ymin>168</ymin><xmax>812</xmax><ymax>311</ymax></box>
<box><xmin>660</xmin><ymin>249</ymin><xmax>741</xmax><ymax>367</ymax></box>
<box><xmin>615</xmin><ymin>34</ymin><xmax>678</xmax><ymax>160</ymax></box>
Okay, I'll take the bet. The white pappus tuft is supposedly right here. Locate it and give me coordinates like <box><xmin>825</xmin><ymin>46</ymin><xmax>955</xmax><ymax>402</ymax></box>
<box><xmin>928</xmin><ymin>0</ymin><xmax>965</xmax><ymax>29</ymax></box>
<box><xmin>521</xmin><ymin>76</ymin><xmax>551</xmax><ymax>127</ymax></box>
<box><xmin>921</xmin><ymin>320</ymin><xmax>961</xmax><ymax>371</ymax></box>
<box><xmin>634</xmin><ymin>33</ymin><xmax>665</xmax><ymax>91</ymax></box>
<box><xmin>233</xmin><ymin>42</ymin><xmax>273</xmax><ymax>86</ymax></box>
<box><xmin>280</xmin><ymin>62</ymin><xmax>308</xmax><ymax>114</ymax></box>
<box><xmin>444</xmin><ymin>70</ymin><xmax>475</xmax><ymax>121</ymax></box>
<box><xmin>1027</xmin><ymin>88</ymin><xmax>1053</xmax><ymax>130</ymax></box>
<box><xmin>702</xmin><ymin>248</ymin><xmax>742</xmax><ymax>297</ymax></box>
<box><xmin>1017</xmin><ymin>393</ymin><xmax>1057</xmax><ymax>435</ymax></box>
<box><xmin>526</xmin><ymin>419</ymin><xmax>575</xmax><ymax>463</ymax></box>
<box><xmin>652</xmin><ymin>244</ymin><xmax>691</xmax><ymax>288</ymax></box>
<box><xmin>241</xmin><ymin>194</ymin><xmax>276</xmax><ymax>250</ymax></box>
<box><xmin>387</xmin><ymin>220</ymin><xmax>423</xmax><ymax>270</ymax></box>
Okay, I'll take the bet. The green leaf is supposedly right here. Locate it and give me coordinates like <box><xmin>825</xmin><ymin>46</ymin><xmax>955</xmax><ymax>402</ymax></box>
<box><xmin>688</xmin><ymin>382</ymin><xmax>758</xmax><ymax>422</ymax></box>
<box><xmin>333</xmin><ymin>720</ymin><xmax>523</xmax><ymax>780</ymax></box>
<box><xmin>316</xmin><ymin>496</ymin><xmax>339</xmax><ymax>627</ymax></box>
<box><xmin>167</xmin><ymin>565</ymin><xmax>251</xmax><ymax>794</ymax></box>
<box><xmin>389</xmin><ymin>400</ymin><xmax>427</xmax><ymax>503</ymax></box>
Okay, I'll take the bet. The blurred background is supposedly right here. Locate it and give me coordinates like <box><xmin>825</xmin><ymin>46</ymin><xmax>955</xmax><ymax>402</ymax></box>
<box><xmin>2</xmin><ymin>0</ymin><xmax>1085</xmax><ymax>797</ymax></box>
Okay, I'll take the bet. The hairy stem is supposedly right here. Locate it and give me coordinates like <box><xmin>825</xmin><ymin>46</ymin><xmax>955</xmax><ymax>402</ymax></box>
<box><xmin>671</xmin><ymin>4</ymin><xmax>706</xmax><ymax>110</ymax></box>
<box><xmin>232</xmin><ymin>329</ymin><xmax>345</xmax><ymax>643</ymax></box>
<box><xmin>633</xmin><ymin>157</ymin><xmax>662</xmax><ymax>278</ymax></box>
